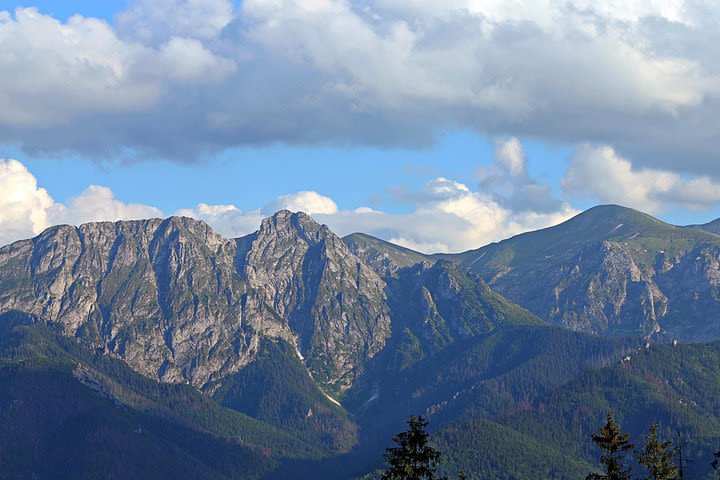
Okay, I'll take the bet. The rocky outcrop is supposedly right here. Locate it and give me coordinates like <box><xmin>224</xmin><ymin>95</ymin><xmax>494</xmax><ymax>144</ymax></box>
<box><xmin>0</xmin><ymin>211</ymin><xmax>391</xmax><ymax>395</ymax></box>
<box><xmin>242</xmin><ymin>211</ymin><xmax>391</xmax><ymax>394</ymax></box>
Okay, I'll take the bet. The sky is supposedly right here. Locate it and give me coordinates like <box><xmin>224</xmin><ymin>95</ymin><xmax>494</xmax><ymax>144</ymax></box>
<box><xmin>2</xmin><ymin>1</ymin><xmax>720</xmax><ymax>253</ymax></box>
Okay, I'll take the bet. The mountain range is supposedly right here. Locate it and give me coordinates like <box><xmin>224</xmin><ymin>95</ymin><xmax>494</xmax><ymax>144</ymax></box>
<box><xmin>2</xmin><ymin>205</ymin><xmax>720</xmax><ymax>479</ymax></box>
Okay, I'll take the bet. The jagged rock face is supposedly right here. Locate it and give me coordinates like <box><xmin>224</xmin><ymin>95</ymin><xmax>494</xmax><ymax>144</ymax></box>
<box><xmin>498</xmin><ymin>240</ymin><xmax>720</xmax><ymax>340</ymax></box>
<box><xmin>0</xmin><ymin>218</ymin><xmax>255</xmax><ymax>388</ymax></box>
<box><xmin>500</xmin><ymin>241</ymin><xmax>667</xmax><ymax>336</ymax></box>
<box><xmin>0</xmin><ymin>212</ymin><xmax>391</xmax><ymax>394</ymax></box>
<box><xmin>243</xmin><ymin>212</ymin><xmax>391</xmax><ymax>394</ymax></box>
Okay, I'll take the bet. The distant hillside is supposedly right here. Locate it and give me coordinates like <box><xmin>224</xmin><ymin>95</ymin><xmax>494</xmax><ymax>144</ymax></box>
<box><xmin>438</xmin><ymin>205</ymin><xmax>720</xmax><ymax>341</ymax></box>
<box><xmin>685</xmin><ymin>217</ymin><xmax>720</xmax><ymax>235</ymax></box>
<box><xmin>343</xmin><ymin>232</ymin><xmax>432</xmax><ymax>275</ymax></box>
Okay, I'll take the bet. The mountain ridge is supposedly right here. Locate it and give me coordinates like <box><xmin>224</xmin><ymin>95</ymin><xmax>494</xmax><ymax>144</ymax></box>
<box><xmin>0</xmin><ymin>209</ymin><xmax>538</xmax><ymax>400</ymax></box>
<box><xmin>6</xmin><ymin>206</ymin><xmax>720</xmax><ymax>478</ymax></box>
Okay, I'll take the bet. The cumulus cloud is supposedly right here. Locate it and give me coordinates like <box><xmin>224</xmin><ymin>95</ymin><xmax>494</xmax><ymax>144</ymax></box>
<box><xmin>261</xmin><ymin>191</ymin><xmax>339</xmax><ymax>215</ymax></box>
<box><xmin>0</xmin><ymin>159</ymin><xmax>54</xmax><ymax>246</ymax></box>
<box><xmin>0</xmin><ymin>1</ymin><xmax>719</xmax><ymax>175</ymax></box>
<box><xmin>175</xmin><ymin>203</ymin><xmax>264</xmax><ymax>238</ymax></box>
<box><xmin>173</xmin><ymin>174</ymin><xmax>579</xmax><ymax>253</ymax></box>
<box><xmin>317</xmin><ymin>177</ymin><xmax>578</xmax><ymax>252</ymax></box>
<box><xmin>49</xmin><ymin>185</ymin><xmax>163</xmax><ymax>225</ymax></box>
<box><xmin>476</xmin><ymin>138</ymin><xmax>564</xmax><ymax>214</ymax></box>
<box><xmin>9</xmin><ymin>139</ymin><xmax>720</xmax><ymax>253</ymax></box>
<box><xmin>117</xmin><ymin>0</ymin><xmax>233</xmax><ymax>44</ymax></box>
<box><xmin>562</xmin><ymin>145</ymin><xmax>720</xmax><ymax>213</ymax></box>
<box><xmin>0</xmin><ymin>159</ymin><xmax>163</xmax><ymax>246</ymax></box>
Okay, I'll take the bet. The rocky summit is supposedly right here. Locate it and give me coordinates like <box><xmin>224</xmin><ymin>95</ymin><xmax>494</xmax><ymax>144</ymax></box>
<box><xmin>0</xmin><ymin>211</ymin><xmax>391</xmax><ymax>396</ymax></box>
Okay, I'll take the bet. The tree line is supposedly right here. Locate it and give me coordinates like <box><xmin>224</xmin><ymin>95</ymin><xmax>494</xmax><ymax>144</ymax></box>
<box><xmin>584</xmin><ymin>410</ymin><xmax>720</xmax><ymax>480</ymax></box>
<box><xmin>380</xmin><ymin>413</ymin><xmax>720</xmax><ymax>480</ymax></box>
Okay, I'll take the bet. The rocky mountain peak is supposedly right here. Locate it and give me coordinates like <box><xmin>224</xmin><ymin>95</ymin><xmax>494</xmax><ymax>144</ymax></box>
<box><xmin>0</xmin><ymin>211</ymin><xmax>398</xmax><ymax>397</ymax></box>
<box><xmin>244</xmin><ymin>210</ymin><xmax>392</xmax><ymax>394</ymax></box>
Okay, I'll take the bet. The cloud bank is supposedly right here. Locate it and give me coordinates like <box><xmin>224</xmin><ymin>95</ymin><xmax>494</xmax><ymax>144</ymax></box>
<box><xmin>1</xmin><ymin>1</ymin><xmax>720</xmax><ymax>177</ymax></box>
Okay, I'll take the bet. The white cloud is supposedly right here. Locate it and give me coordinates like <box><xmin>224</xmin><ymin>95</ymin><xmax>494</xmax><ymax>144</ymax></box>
<box><xmin>562</xmin><ymin>145</ymin><xmax>720</xmax><ymax>213</ymax></box>
<box><xmin>307</xmin><ymin>174</ymin><xmax>578</xmax><ymax>253</ymax></box>
<box><xmin>13</xmin><ymin>142</ymin><xmax>720</xmax><ymax>255</ymax></box>
<box><xmin>0</xmin><ymin>159</ymin><xmax>163</xmax><ymax>246</ymax></box>
<box><xmin>262</xmin><ymin>191</ymin><xmax>339</xmax><ymax>215</ymax></box>
<box><xmin>157</xmin><ymin>36</ymin><xmax>236</xmax><ymax>82</ymax></box>
<box><xmin>476</xmin><ymin>137</ymin><xmax>564</xmax><ymax>214</ymax></box>
<box><xmin>116</xmin><ymin>0</ymin><xmax>233</xmax><ymax>44</ymax></box>
<box><xmin>60</xmin><ymin>171</ymin><xmax>578</xmax><ymax>254</ymax></box>
<box><xmin>3</xmin><ymin>134</ymin><xmax>584</xmax><ymax>252</ymax></box>
<box><xmin>494</xmin><ymin>137</ymin><xmax>526</xmax><ymax>178</ymax></box>
<box><xmin>49</xmin><ymin>185</ymin><xmax>163</xmax><ymax>225</ymax></box>
<box><xmin>0</xmin><ymin>159</ymin><xmax>53</xmax><ymax>246</ymax></box>
<box><xmin>0</xmin><ymin>2</ymin><xmax>719</xmax><ymax>176</ymax></box>
<box><xmin>175</xmin><ymin>203</ymin><xmax>263</xmax><ymax>238</ymax></box>
<box><xmin>0</xmin><ymin>6</ymin><xmax>234</xmax><ymax>155</ymax></box>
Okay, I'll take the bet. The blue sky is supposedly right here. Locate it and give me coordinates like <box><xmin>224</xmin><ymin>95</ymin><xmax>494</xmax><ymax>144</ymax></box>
<box><xmin>2</xmin><ymin>1</ymin><xmax>720</xmax><ymax>252</ymax></box>
<box><xmin>7</xmin><ymin>131</ymin><xmax>570</xmax><ymax>214</ymax></box>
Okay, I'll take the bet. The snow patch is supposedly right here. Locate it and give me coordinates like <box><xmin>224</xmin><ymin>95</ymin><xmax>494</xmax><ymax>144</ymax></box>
<box><xmin>294</xmin><ymin>340</ymin><xmax>305</xmax><ymax>361</ymax></box>
<box><xmin>323</xmin><ymin>391</ymin><xmax>342</xmax><ymax>407</ymax></box>
<box><xmin>467</xmin><ymin>252</ymin><xmax>486</xmax><ymax>268</ymax></box>
<box><xmin>293</xmin><ymin>337</ymin><xmax>341</xmax><ymax>407</ymax></box>
<box><xmin>608</xmin><ymin>223</ymin><xmax>624</xmax><ymax>235</ymax></box>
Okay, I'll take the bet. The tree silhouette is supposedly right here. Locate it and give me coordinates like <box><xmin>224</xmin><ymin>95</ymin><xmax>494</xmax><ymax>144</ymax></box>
<box><xmin>586</xmin><ymin>411</ymin><xmax>635</xmax><ymax>480</ymax></box>
<box><xmin>637</xmin><ymin>423</ymin><xmax>678</xmax><ymax>480</ymax></box>
<box><xmin>381</xmin><ymin>416</ymin><xmax>444</xmax><ymax>480</ymax></box>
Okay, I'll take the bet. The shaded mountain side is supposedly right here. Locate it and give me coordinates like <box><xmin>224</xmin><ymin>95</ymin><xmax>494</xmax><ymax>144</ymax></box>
<box><xmin>487</xmin><ymin>340</ymin><xmax>720</xmax><ymax>479</ymax></box>
<box><xmin>434</xmin><ymin>419</ymin><xmax>594</xmax><ymax>480</ymax></box>
<box><xmin>7</xmin><ymin>307</ymin><xmax>720</xmax><ymax>480</ymax></box>
<box><xmin>351</xmin><ymin>331</ymin><xmax>720</xmax><ymax>479</ymax></box>
<box><xmin>349</xmin><ymin>326</ymin><xmax>638</xmax><ymax>429</ymax></box>
<box><xmin>381</xmin><ymin>261</ymin><xmax>543</xmax><ymax>371</ymax></box>
<box><xmin>0</xmin><ymin>365</ymin><xmax>284</xmax><ymax>480</ymax></box>
<box><xmin>0</xmin><ymin>311</ymin><xmax>358</xmax><ymax>480</ymax></box>
<box><xmin>299</xmin><ymin>326</ymin><xmax>637</xmax><ymax>480</ymax></box>
<box><xmin>438</xmin><ymin>204</ymin><xmax>720</xmax><ymax>341</ymax></box>
<box><xmin>211</xmin><ymin>339</ymin><xmax>356</xmax><ymax>454</ymax></box>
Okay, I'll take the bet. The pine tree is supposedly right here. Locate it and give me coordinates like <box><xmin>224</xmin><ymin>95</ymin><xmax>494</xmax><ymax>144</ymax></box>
<box><xmin>381</xmin><ymin>416</ymin><xmax>444</xmax><ymax>480</ymax></box>
<box><xmin>637</xmin><ymin>423</ymin><xmax>678</xmax><ymax>480</ymax></box>
<box><xmin>586</xmin><ymin>410</ymin><xmax>635</xmax><ymax>480</ymax></box>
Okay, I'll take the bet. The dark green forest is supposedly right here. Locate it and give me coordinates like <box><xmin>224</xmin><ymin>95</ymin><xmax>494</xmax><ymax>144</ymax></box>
<box><xmin>4</xmin><ymin>310</ymin><xmax>720</xmax><ymax>479</ymax></box>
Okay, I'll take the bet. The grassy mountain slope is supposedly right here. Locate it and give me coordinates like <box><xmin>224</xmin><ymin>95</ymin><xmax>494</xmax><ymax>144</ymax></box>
<box><xmin>438</xmin><ymin>205</ymin><xmax>720</xmax><ymax>340</ymax></box>
<box><xmin>686</xmin><ymin>217</ymin><xmax>720</xmax><ymax>235</ymax></box>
